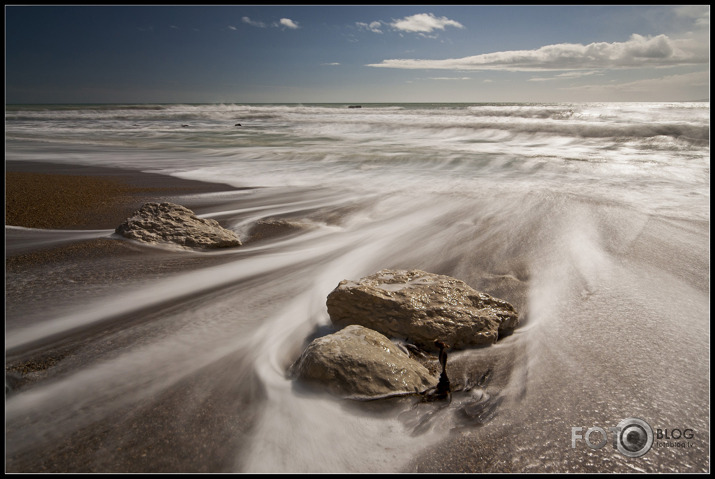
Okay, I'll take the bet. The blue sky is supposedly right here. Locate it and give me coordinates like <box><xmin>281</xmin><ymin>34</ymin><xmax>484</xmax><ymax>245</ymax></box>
<box><xmin>5</xmin><ymin>5</ymin><xmax>710</xmax><ymax>104</ymax></box>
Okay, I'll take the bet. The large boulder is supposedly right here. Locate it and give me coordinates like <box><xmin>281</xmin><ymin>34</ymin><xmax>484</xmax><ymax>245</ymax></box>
<box><xmin>326</xmin><ymin>269</ymin><xmax>519</xmax><ymax>351</ymax></box>
<box><xmin>115</xmin><ymin>202</ymin><xmax>241</xmax><ymax>249</ymax></box>
<box><xmin>289</xmin><ymin>324</ymin><xmax>438</xmax><ymax>399</ymax></box>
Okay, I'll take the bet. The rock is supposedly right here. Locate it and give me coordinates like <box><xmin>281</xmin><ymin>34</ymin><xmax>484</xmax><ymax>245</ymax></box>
<box><xmin>115</xmin><ymin>202</ymin><xmax>242</xmax><ymax>249</ymax></box>
<box><xmin>326</xmin><ymin>269</ymin><xmax>519</xmax><ymax>351</ymax></box>
<box><xmin>289</xmin><ymin>324</ymin><xmax>438</xmax><ymax>399</ymax></box>
<box><xmin>247</xmin><ymin>218</ymin><xmax>308</xmax><ymax>243</ymax></box>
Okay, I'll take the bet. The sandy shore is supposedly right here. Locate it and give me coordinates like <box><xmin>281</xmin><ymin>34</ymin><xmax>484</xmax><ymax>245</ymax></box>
<box><xmin>6</xmin><ymin>162</ymin><xmax>258</xmax><ymax>472</ymax></box>
<box><xmin>5</xmin><ymin>159</ymin><xmax>249</xmax><ymax>328</ymax></box>
<box><xmin>5</xmin><ymin>160</ymin><xmax>245</xmax><ymax>272</ymax></box>
<box><xmin>6</xmin><ymin>160</ymin><xmax>239</xmax><ymax>230</ymax></box>
<box><xmin>8</xmin><ymin>161</ymin><xmax>706</xmax><ymax>473</ymax></box>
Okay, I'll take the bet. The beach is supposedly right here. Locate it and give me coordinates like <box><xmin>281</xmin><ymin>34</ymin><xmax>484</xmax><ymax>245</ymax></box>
<box><xmin>3</xmin><ymin>164</ymin><xmax>528</xmax><ymax>472</ymax></box>
<box><xmin>6</xmin><ymin>162</ymin><xmax>260</xmax><ymax>472</ymax></box>
<box><xmin>6</xmin><ymin>160</ymin><xmax>710</xmax><ymax>473</ymax></box>
<box><xmin>6</xmin><ymin>160</ymin><xmax>241</xmax><ymax>229</ymax></box>
<box><xmin>5</xmin><ymin>103</ymin><xmax>710</xmax><ymax>473</ymax></box>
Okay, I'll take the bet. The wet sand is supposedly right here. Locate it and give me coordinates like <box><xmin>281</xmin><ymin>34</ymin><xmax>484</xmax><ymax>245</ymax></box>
<box><xmin>5</xmin><ymin>161</ymin><xmax>250</xmax><ymax>323</ymax></box>
<box><xmin>6</xmin><ymin>160</ymin><xmax>240</xmax><ymax>230</ymax></box>
<box><xmin>6</xmin><ymin>162</ymin><xmax>262</xmax><ymax>472</ymax></box>
<box><xmin>6</xmin><ymin>161</ymin><xmax>709</xmax><ymax>473</ymax></box>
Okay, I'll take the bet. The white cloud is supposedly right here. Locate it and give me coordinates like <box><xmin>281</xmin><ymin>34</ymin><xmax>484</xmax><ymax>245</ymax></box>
<box><xmin>368</xmin><ymin>33</ymin><xmax>708</xmax><ymax>71</ymax></box>
<box><xmin>228</xmin><ymin>25</ymin><xmax>237</xmax><ymax>31</ymax></box>
<box><xmin>242</xmin><ymin>16</ymin><xmax>267</xmax><ymax>28</ymax></box>
<box><xmin>356</xmin><ymin>21</ymin><xmax>384</xmax><ymax>33</ymax></box>
<box><xmin>555</xmin><ymin>71</ymin><xmax>603</xmax><ymax>78</ymax></box>
<box><xmin>322</xmin><ymin>62</ymin><xmax>341</xmax><ymax>66</ymax></box>
<box><xmin>390</xmin><ymin>13</ymin><xmax>464</xmax><ymax>33</ymax></box>
<box><xmin>429</xmin><ymin>77</ymin><xmax>471</xmax><ymax>81</ymax></box>
<box><xmin>279</xmin><ymin>18</ymin><xmax>299</xmax><ymax>29</ymax></box>
<box><xmin>529</xmin><ymin>71</ymin><xmax>604</xmax><ymax>82</ymax></box>
<box><xmin>242</xmin><ymin>16</ymin><xmax>299</xmax><ymax>30</ymax></box>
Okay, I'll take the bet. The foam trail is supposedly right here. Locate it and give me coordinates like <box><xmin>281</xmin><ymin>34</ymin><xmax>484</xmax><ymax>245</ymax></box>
<box><xmin>5</xmin><ymin>318</ymin><xmax>257</xmax><ymax>454</ymax></box>
<box><xmin>5</xmin><ymin>226</ymin><xmax>113</xmax><ymax>255</ymax></box>
<box><xmin>238</xmin><ymin>219</ymin><xmax>453</xmax><ymax>473</ymax></box>
<box><xmin>6</xmin><ymin>228</ymin><xmax>339</xmax><ymax>352</ymax></box>
<box><xmin>5</xmin><ymin>102</ymin><xmax>709</xmax><ymax>473</ymax></box>
<box><xmin>6</xmin><ymin>193</ymin><xmax>441</xmax><ymax>352</ymax></box>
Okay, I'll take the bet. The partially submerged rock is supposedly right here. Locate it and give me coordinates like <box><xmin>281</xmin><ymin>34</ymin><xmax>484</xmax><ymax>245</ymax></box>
<box><xmin>289</xmin><ymin>325</ymin><xmax>438</xmax><ymax>399</ymax></box>
<box><xmin>247</xmin><ymin>218</ymin><xmax>309</xmax><ymax>243</ymax></box>
<box><xmin>326</xmin><ymin>269</ymin><xmax>519</xmax><ymax>351</ymax></box>
<box><xmin>291</xmin><ymin>269</ymin><xmax>520</xmax><ymax>401</ymax></box>
<box><xmin>115</xmin><ymin>202</ymin><xmax>241</xmax><ymax>249</ymax></box>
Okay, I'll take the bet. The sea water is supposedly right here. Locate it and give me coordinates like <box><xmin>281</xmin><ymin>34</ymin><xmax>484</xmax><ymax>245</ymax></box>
<box><xmin>4</xmin><ymin>102</ymin><xmax>710</xmax><ymax>472</ymax></box>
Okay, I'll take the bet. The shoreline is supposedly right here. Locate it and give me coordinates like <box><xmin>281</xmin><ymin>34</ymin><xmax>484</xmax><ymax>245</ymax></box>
<box><xmin>5</xmin><ymin>160</ymin><xmax>240</xmax><ymax>230</ymax></box>
<box><xmin>6</xmin><ymin>161</ymin><xmax>708</xmax><ymax>473</ymax></box>
<box><xmin>6</xmin><ymin>161</ymin><xmax>260</xmax><ymax>472</ymax></box>
<box><xmin>5</xmin><ymin>159</ymin><xmax>251</xmax><ymax>338</ymax></box>
<box><xmin>5</xmin><ymin>159</ymin><xmax>248</xmax><ymax>290</ymax></box>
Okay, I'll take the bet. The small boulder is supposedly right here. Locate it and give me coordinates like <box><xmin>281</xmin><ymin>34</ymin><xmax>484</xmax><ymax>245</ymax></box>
<box><xmin>326</xmin><ymin>269</ymin><xmax>519</xmax><ymax>351</ymax></box>
<box><xmin>247</xmin><ymin>218</ymin><xmax>308</xmax><ymax>243</ymax></box>
<box><xmin>289</xmin><ymin>324</ymin><xmax>438</xmax><ymax>399</ymax></box>
<box><xmin>115</xmin><ymin>202</ymin><xmax>241</xmax><ymax>249</ymax></box>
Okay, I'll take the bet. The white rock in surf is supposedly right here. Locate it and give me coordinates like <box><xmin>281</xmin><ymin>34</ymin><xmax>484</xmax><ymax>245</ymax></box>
<box><xmin>326</xmin><ymin>269</ymin><xmax>519</xmax><ymax>351</ymax></box>
<box><xmin>115</xmin><ymin>202</ymin><xmax>241</xmax><ymax>249</ymax></box>
<box><xmin>289</xmin><ymin>325</ymin><xmax>438</xmax><ymax>399</ymax></box>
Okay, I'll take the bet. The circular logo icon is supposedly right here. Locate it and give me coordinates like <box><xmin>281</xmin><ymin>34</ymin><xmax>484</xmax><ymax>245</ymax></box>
<box><xmin>616</xmin><ymin>418</ymin><xmax>653</xmax><ymax>458</ymax></box>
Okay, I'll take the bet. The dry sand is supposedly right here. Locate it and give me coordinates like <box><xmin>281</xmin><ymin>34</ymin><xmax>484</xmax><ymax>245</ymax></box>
<box><xmin>6</xmin><ymin>160</ymin><xmax>239</xmax><ymax>230</ymax></box>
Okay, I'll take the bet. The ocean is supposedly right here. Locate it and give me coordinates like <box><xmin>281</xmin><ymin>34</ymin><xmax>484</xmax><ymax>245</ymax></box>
<box><xmin>5</xmin><ymin>102</ymin><xmax>710</xmax><ymax>472</ymax></box>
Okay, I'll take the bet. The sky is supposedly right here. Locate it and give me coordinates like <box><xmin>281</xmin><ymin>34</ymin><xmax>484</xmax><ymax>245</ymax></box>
<box><xmin>4</xmin><ymin>5</ymin><xmax>710</xmax><ymax>104</ymax></box>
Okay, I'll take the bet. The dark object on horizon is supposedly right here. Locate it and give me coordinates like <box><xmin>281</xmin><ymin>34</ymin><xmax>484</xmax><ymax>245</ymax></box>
<box><xmin>235</xmin><ymin>123</ymin><xmax>242</xmax><ymax>127</ymax></box>
<box><xmin>181</xmin><ymin>124</ymin><xmax>189</xmax><ymax>128</ymax></box>
<box><xmin>348</xmin><ymin>105</ymin><xmax>362</xmax><ymax>109</ymax></box>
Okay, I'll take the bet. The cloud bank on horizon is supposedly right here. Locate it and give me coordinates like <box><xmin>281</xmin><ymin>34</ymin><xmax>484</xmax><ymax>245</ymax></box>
<box><xmin>367</xmin><ymin>33</ymin><xmax>708</xmax><ymax>71</ymax></box>
<box><xmin>356</xmin><ymin>6</ymin><xmax>709</xmax><ymax>102</ymax></box>
<box><xmin>365</xmin><ymin>7</ymin><xmax>708</xmax><ymax>74</ymax></box>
